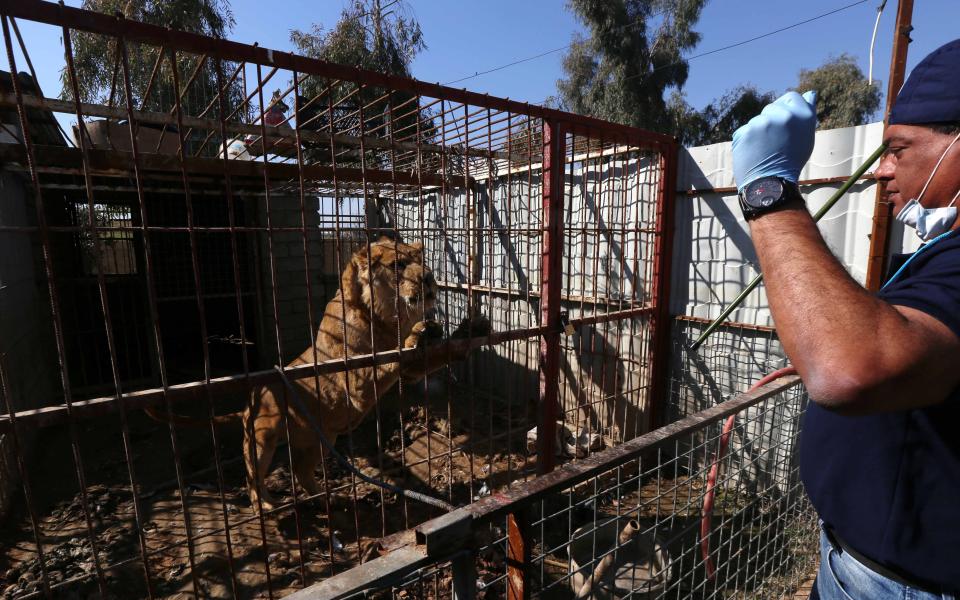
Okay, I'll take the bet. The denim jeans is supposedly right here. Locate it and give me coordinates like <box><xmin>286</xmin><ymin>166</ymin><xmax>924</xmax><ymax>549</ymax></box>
<box><xmin>814</xmin><ymin>528</ymin><xmax>957</xmax><ymax>600</ymax></box>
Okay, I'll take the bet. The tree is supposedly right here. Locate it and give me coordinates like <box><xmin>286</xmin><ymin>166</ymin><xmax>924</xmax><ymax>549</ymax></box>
<box><xmin>290</xmin><ymin>0</ymin><xmax>424</xmax><ymax>84</ymax></box>
<box><xmin>557</xmin><ymin>0</ymin><xmax>706</xmax><ymax>132</ymax></box>
<box><xmin>796</xmin><ymin>54</ymin><xmax>881</xmax><ymax>129</ymax></box>
<box><xmin>62</xmin><ymin>0</ymin><xmax>240</xmax><ymax>118</ymax></box>
<box><xmin>290</xmin><ymin>0</ymin><xmax>427</xmax><ymax>155</ymax></box>
<box><xmin>671</xmin><ymin>54</ymin><xmax>879</xmax><ymax>148</ymax></box>
<box><xmin>669</xmin><ymin>86</ymin><xmax>776</xmax><ymax>146</ymax></box>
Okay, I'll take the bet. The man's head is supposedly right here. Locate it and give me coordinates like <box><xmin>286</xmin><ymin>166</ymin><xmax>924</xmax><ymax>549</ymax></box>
<box><xmin>876</xmin><ymin>123</ymin><xmax>960</xmax><ymax>215</ymax></box>
<box><xmin>875</xmin><ymin>39</ymin><xmax>960</xmax><ymax>223</ymax></box>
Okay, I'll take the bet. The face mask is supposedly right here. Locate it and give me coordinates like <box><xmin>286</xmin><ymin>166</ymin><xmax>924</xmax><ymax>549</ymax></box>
<box><xmin>896</xmin><ymin>198</ymin><xmax>958</xmax><ymax>241</ymax></box>
<box><xmin>896</xmin><ymin>130</ymin><xmax>960</xmax><ymax>242</ymax></box>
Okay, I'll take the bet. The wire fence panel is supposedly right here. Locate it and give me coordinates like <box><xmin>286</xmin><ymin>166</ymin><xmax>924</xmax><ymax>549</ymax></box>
<box><xmin>470</xmin><ymin>359</ymin><xmax>814</xmax><ymax>600</ymax></box>
<box><xmin>292</xmin><ymin>374</ymin><xmax>816</xmax><ymax>600</ymax></box>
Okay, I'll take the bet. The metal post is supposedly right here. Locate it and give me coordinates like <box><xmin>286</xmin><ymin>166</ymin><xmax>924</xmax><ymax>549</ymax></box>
<box><xmin>647</xmin><ymin>141</ymin><xmax>679</xmax><ymax>430</ymax></box>
<box><xmin>537</xmin><ymin>120</ymin><xmax>566</xmax><ymax>473</ymax></box>
<box><xmin>506</xmin><ymin>510</ymin><xmax>529</xmax><ymax>600</ymax></box>
<box><xmin>865</xmin><ymin>0</ymin><xmax>914</xmax><ymax>291</ymax></box>
<box><xmin>451</xmin><ymin>550</ymin><xmax>478</xmax><ymax>600</ymax></box>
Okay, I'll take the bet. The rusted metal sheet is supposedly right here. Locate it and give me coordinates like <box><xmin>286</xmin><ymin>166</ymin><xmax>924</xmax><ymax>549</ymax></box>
<box><xmin>0</xmin><ymin>91</ymin><xmax>510</xmax><ymax>160</ymax></box>
<box><xmin>506</xmin><ymin>510</ymin><xmax>529</xmax><ymax>600</ymax></box>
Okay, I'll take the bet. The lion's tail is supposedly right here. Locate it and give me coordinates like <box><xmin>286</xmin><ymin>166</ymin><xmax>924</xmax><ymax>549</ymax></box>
<box><xmin>144</xmin><ymin>406</ymin><xmax>243</xmax><ymax>428</ymax></box>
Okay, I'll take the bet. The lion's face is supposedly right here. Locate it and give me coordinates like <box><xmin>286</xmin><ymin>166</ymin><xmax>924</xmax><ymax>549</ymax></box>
<box><xmin>345</xmin><ymin>239</ymin><xmax>437</xmax><ymax>329</ymax></box>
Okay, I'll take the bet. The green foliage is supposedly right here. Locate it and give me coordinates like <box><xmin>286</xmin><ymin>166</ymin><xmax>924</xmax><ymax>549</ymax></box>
<box><xmin>558</xmin><ymin>2</ymin><xmax>879</xmax><ymax>145</ymax></box>
<box><xmin>290</xmin><ymin>0</ymin><xmax>424</xmax><ymax>85</ymax></box>
<box><xmin>796</xmin><ymin>54</ymin><xmax>881</xmax><ymax>130</ymax></box>
<box><xmin>671</xmin><ymin>55</ymin><xmax>879</xmax><ymax>147</ymax></box>
<box><xmin>290</xmin><ymin>0</ymin><xmax>430</xmax><ymax>162</ymax></box>
<box><xmin>62</xmin><ymin>0</ymin><xmax>241</xmax><ymax>119</ymax></box>
<box><xmin>557</xmin><ymin>0</ymin><xmax>706</xmax><ymax>132</ymax></box>
<box><xmin>669</xmin><ymin>86</ymin><xmax>776</xmax><ymax>146</ymax></box>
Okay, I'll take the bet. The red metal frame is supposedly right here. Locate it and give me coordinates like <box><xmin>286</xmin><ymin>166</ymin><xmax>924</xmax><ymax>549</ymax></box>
<box><xmin>536</xmin><ymin>120</ymin><xmax>566</xmax><ymax>475</ymax></box>
<box><xmin>647</xmin><ymin>142</ymin><xmax>680</xmax><ymax>429</ymax></box>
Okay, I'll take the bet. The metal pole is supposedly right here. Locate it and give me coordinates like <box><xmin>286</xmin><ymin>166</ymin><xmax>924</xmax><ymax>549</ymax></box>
<box><xmin>690</xmin><ymin>143</ymin><xmax>887</xmax><ymax>351</ymax></box>
<box><xmin>451</xmin><ymin>550</ymin><xmax>478</xmax><ymax>600</ymax></box>
<box><xmin>537</xmin><ymin>120</ymin><xmax>566</xmax><ymax>473</ymax></box>
<box><xmin>647</xmin><ymin>141</ymin><xmax>679</xmax><ymax>429</ymax></box>
<box><xmin>865</xmin><ymin>0</ymin><xmax>914</xmax><ymax>291</ymax></box>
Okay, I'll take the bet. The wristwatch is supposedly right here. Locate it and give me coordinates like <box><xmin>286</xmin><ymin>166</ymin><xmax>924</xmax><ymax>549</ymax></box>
<box><xmin>738</xmin><ymin>176</ymin><xmax>803</xmax><ymax>220</ymax></box>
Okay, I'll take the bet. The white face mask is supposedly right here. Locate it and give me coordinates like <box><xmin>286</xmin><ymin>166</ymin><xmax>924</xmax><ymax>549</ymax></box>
<box><xmin>896</xmin><ymin>130</ymin><xmax>960</xmax><ymax>242</ymax></box>
<box><xmin>896</xmin><ymin>198</ymin><xmax>958</xmax><ymax>241</ymax></box>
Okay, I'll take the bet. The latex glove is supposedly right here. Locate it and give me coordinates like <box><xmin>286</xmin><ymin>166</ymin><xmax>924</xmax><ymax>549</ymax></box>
<box><xmin>732</xmin><ymin>90</ymin><xmax>817</xmax><ymax>192</ymax></box>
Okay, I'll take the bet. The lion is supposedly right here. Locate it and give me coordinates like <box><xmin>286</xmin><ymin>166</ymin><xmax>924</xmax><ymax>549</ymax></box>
<box><xmin>148</xmin><ymin>238</ymin><xmax>488</xmax><ymax>511</ymax></box>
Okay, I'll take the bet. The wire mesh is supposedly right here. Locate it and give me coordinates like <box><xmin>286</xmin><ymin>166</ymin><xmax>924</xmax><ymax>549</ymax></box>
<box><xmin>0</xmin><ymin>4</ymin><xmax>674</xmax><ymax>599</ymax></box>
<box><xmin>473</xmin><ymin>376</ymin><xmax>815</xmax><ymax>600</ymax></box>
<box><xmin>0</xmin><ymin>5</ymin><xmax>816</xmax><ymax>600</ymax></box>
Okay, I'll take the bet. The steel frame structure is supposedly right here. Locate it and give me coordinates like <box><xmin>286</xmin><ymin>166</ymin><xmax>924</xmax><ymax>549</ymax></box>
<box><xmin>0</xmin><ymin>2</ymin><xmax>681</xmax><ymax>598</ymax></box>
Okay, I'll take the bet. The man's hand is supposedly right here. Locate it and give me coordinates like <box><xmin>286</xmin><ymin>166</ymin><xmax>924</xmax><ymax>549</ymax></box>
<box><xmin>732</xmin><ymin>91</ymin><xmax>817</xmax><ymax>192</ymax></box>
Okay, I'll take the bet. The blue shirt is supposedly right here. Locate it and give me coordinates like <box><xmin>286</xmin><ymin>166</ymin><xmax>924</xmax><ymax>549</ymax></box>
<box><xmin>800</xmin><ymin>228</ymin><xmax>960</xmax><ymax>590</ymax></box>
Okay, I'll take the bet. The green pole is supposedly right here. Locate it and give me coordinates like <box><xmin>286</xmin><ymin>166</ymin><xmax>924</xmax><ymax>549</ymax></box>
<box><xmin>689</xmin><ymin>142</ymin><xmax>888</xmax><ymax>351</ymax></box>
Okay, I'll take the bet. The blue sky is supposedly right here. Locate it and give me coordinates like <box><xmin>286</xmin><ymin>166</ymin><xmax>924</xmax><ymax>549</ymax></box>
<box><xmin>11</xmin><ymin>0</ymin><xmax>960</xmax><ymax>130</ymax></box>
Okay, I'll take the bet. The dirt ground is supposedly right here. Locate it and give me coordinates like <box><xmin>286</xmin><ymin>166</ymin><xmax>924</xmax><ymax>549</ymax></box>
<box><xmin>0</xmin><ymin>382</ymin><xmax>815</xmax><ymax>600</ymax></box>
<box><xmin>0</xmin><ymin>384</ymin><xmax>537</xmax><ymax>599</ymax></box>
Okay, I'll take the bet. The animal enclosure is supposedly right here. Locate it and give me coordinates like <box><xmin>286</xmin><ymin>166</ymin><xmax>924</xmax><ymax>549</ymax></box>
<box><xmin>0</xmin><ymin>3</ymin><xmax>818</xmax><ymax>599</ymax></box>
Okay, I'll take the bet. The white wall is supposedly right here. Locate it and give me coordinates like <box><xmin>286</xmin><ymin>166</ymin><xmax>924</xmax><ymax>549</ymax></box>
<box><xmin>671</xmin><ymin>121</ymin><xmax>914</xmax><ymax>326</ymax></box>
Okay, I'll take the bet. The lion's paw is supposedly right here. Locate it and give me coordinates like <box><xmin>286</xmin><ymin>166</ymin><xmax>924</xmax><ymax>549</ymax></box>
<box><xmin>452</xmin><ymin>314</ymin><xmax>492</xmax><ymax>339</ymax></box>
<box><xmin>406</xmin><ymin>319</ymin><xmax>445</xmax><ymax>349</ymax></box>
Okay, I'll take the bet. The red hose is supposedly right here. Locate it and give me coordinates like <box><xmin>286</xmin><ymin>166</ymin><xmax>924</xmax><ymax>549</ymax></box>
<box><xmin>700</xmin><ymin>366</ymin><xmax>798</xmax><ymax>579</ymax></box>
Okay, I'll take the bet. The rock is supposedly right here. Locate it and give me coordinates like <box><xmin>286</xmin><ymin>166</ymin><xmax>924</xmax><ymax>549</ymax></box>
<box><xmin>165</xmin><ymin>564</ymin><xmax>185</xmax><ymax>580</ymax></box>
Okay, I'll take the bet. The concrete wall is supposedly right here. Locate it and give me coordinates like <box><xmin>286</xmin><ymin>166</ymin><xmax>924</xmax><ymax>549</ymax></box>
<box><xmin>0</xmin><ymin>172</ymin><xmax>57</xmax><ymax>519</ymax></box>
<box><xmin>254</xmin><ymin>194</ymin><xmax>334</xmax><ymax>366</ymax></box>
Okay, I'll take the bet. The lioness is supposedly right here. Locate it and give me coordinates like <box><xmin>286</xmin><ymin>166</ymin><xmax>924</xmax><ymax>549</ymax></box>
<box><xmin>150</xmin><ymin>238</ymin><xmax>488</xmax><ymax>510</ymax></box>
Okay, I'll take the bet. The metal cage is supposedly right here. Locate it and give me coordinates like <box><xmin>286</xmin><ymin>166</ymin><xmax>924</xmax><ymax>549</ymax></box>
<box><xmin>0</xmin><ymin>2</ymin><xmax>692</xmax><ymax>598</ymax></box>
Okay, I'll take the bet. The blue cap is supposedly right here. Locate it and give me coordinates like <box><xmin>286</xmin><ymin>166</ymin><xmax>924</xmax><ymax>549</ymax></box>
<box><xmin>890</xmin><ymin>39</ymin><xmax>960</xmax><ymax>125</ymax></box>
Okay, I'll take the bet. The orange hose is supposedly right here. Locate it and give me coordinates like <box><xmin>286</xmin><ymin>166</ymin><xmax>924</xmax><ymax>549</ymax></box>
<box><xmin>700</xmin><ymin>366</ymin><xmax>798</xmax><ymax>579</ymax></box>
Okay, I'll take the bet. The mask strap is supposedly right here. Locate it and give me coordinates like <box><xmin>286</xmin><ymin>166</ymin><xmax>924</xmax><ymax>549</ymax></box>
<box><xmin>949</xmin><ymin>186</ymin><xmax>960</xmax><ymax>209</ymax></box>
<box><xmin>916</xmin><ymin>130</ymin><xmax>960</xmax><ymax>206</ymax></box>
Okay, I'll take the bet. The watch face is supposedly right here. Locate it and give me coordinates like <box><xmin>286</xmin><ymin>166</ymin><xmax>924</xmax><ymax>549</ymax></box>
<box><xmin>745</xmin><ymin>178</ymin><xmax>784</xmax><ymax>209</ymax></box>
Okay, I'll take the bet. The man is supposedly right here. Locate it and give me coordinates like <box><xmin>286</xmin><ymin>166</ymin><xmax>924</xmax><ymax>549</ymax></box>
<box><xmin>731</xmin><ymin>39</ymin><xmax>960</xmax><ymax>599</ymax></box>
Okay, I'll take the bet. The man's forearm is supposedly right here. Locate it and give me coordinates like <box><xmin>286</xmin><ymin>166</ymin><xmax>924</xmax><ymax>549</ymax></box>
<box><xmin>748</xmin><ymin>201</ymin><xmax>919</xmax><ymax>409</ymax></box>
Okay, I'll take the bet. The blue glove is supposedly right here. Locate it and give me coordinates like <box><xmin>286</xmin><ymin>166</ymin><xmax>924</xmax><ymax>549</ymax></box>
<box><xmin>732</xmin><ymin>90</ymin><xmax>817</xmax><ymax>192</ymax></box>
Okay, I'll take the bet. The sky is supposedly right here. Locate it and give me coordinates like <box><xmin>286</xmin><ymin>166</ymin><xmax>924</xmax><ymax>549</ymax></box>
<box><xmin>10</xmin><ymin>0</ymin><xmax>960</xmax><ymax>134</ymax></box>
